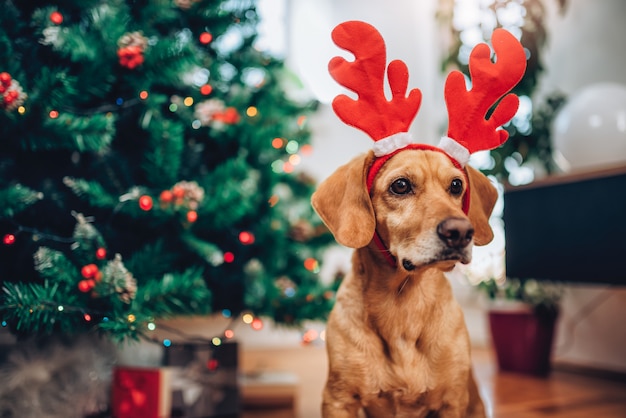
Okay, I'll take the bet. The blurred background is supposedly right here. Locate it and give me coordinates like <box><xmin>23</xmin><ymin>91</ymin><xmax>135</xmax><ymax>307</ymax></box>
<box><xmin>0</xmin><ymin>0</ymin><xmax>624</xmax><ymax>417</ymax></box>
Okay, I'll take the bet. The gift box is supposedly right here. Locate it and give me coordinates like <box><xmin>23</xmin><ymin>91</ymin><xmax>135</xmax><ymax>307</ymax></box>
<box><xmin>163</xmin><ymin>341</ymin><xmax>239</xmax><ymax>418</ymax></box>
<box><xmin>111</xmin><ymin>366</ymin><xmax>172</xmax><ymax>418</ymax></box>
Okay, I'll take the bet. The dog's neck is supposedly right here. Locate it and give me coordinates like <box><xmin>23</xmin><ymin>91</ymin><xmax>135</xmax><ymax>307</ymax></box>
<box><xmin>353</xmin><ymin>244</ymin><xmax>456</xmax><ymax>342</ymax></box>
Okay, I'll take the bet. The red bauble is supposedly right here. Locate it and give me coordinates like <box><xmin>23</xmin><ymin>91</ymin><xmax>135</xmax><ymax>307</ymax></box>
<box><xmin>200</xmin><ymin>84</ymin><xmax>213</xmax><ymax>95</ymax></box>
<box><xmin>3</xmin><ymin>234</ymin><xmax>16</xmax><ymax>245</ymax></box>
<box><xmin>139</xmin><ymin>195</ymin><xmax>153</xmax><ymax>211</ymax></box>
<box><xmin>95</xmin><ymin>247</ymin><xmax>107</xmax><ymax>260</ymax></box>
<box><xmin>186</xmin><ymin>210</ymin><xmax>198</xmax><ymax>223</ymax></box>
<box><xmin>78</xmin><ymin>279</ymin><xmax>95</xmax><ymax>293</ymax></box>
<box><xmin>238</xmin><ymin>231</ymin><xmax>255</xmax><ymax>245</ymax></box>
<box><xmin>223</xmin><ymin>252</ymin><xmax>235</xmax><ymax>263</ymax></box>
<box><xmin>50</xmin><ymin>11</ymin><xmax>64</xmax><ymax>25</ymax></box>
<box><xmin>199</xmin><ymin>32</ymin><xmax>213</xmax><ymax>45</ymax></box>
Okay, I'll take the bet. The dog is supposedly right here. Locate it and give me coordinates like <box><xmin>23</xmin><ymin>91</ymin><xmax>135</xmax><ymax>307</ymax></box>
<box><xmin>312</xmin><ymin>148</ymin><xmax>496</xmax><ymax>417</ymax></box>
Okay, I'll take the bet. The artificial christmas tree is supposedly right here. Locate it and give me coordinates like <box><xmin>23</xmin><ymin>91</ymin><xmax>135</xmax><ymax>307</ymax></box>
<box><xmin>0</xmin><ymin>0</ymin><xmax>334</xmax><ymax>342</ymax></box>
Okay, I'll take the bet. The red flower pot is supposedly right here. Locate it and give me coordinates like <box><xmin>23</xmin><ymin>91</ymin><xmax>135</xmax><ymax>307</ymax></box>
<box><xmin>488</xmin><ymin>303</ymin><xmax>558</xmax><ymax>377</ymax></box>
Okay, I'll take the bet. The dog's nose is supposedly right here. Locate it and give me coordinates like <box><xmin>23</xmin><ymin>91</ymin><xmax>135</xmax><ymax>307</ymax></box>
<box><xmin>437</xmin><ymin>218</ymin><xmax>474</xmax><ymax>249</ymax></box>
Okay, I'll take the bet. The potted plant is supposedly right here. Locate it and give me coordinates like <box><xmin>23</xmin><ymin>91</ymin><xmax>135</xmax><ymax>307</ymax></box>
<box><xmin>479</xmin><ymin>278</ymin><xmax>562</xmax><ymax>377</ymax></box>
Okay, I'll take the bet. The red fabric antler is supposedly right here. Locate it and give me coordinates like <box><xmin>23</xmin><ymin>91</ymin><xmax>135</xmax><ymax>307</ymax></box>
<box><xmin>442</xmin><ymin>28</ymin><xmax>527</xmax><ymax>162</ymax></box>
<box><xmin>329</xmin><ymin>21</ymin><xmax>422</xmax><ymax>142</ymax></box>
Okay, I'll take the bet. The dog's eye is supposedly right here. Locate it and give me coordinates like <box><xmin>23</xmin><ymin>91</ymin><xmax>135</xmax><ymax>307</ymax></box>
<box><xmin>390</xmin><ymin>178</ymin><xmax>412</xmax><ymax>195</ymax></box>
<box><xmin>449</xmin><ymin>178</ymin><xmax>464</xmax><ymax>196</ymax></box>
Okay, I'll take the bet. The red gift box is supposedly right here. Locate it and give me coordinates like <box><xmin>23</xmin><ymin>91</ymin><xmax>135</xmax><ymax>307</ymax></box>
<box><xmin>112</xmin><ymin>366</ymin><xmax>172</xmax><ymax>418</ymax></box>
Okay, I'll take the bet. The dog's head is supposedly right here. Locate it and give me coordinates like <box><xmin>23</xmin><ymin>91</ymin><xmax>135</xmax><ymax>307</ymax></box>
<box><xmin>311</xmin><ymin>149</ymin><xmax>498</xmax><ymax>272</ymax></box>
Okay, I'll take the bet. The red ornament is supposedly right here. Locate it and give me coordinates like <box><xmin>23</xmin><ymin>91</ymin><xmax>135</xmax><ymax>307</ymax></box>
<box><xmin>50</xmin><ymin>11</ymin><xmax>64</xmax><ymax>25</ymax></box>
<box><xmin>223</xmin><ymin>252</ymin><xmax>235</xmax><ymax>263</ymax></box>
<box><xmin>81</xmin><ymin>264</ymin><xmax>98</xmax><ymax>279</ymax></box>
<box><xmin>199</xmin><ymin>32</ymin><xmax>213</xmax><ymax>45</ymax></box>
<box><xmin>78</xmin><ymin>279</ymin><xmax>95</xmax><ymax>293</ymax></box>
<box><xmin>95</xmin><ymin>247</ymin><xmax>107</xmax><ymax>260</ymax></box>
<box><xmin>200</xmin><ymin>84</ymin><xmax>213</xmax><ymax>95</ymax></box>
<box><xmin>0</xmin><ymin>72</ymin><xmax>11</xmax><ymax>86</ymax></box>
<box><xmin>3</xmin><ymin>234</ymin><xmax>16</xmax><ymax>245</ymax></box>
<box><xmin>238</xmin><ymin>231</ymin><xmax>255</xmax><ymax>245</ymax></box>
<box><xmin>186</xmin><ymin>210</ymin><xmax>198</xmax><ymax>223</ymax></box>
<box><xmin>159</xmin><ymin>190</ymin><xmax>173</xmax><ymax>203</ymax></box>
<box><xmin>139</xmin><ymin>195</ymin><xmax>153</xmax><ymax>211</ymax></box>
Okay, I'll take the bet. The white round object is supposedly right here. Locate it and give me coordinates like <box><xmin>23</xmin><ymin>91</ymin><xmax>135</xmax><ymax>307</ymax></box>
<box><xmin>552</xmin><ymin>83</ymin><xmax>626</xmax><ymax>171</ymax></box>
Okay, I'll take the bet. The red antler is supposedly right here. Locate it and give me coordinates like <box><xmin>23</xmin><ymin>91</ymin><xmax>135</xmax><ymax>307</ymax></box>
<box><xmin>329</xmin><ymin>21</ymin><xmax>422</xmax><ymax>141</ymax></box>
<box><xmin>443</xmin><ymin>28</ymin><xmax>527</xmax><ymax>155</ymax></box>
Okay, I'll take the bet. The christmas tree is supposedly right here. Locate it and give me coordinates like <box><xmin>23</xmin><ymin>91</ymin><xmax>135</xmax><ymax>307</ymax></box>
<box><xmin>0</xmin><ymin>0</ymin><xmax>335</xmax><ymax>342</ymax></box>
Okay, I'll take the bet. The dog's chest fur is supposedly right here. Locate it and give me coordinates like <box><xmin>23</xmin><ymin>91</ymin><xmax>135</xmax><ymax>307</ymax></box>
<box><xmin>326</xmin><ymin>249</ymin><xmax>472</xmax><ymax>416</ymax></box>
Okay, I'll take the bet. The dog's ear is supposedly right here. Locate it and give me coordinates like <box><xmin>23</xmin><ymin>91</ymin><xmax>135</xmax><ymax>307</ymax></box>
<box><xmin>311</xmin><ymin>152</ymin><xmax>376</xmax><ymax>248</ymax></box>
<box><xmin>466</xmin><ymin>165</ymin><xmax>498</xmax><ymax>246</ymax></box>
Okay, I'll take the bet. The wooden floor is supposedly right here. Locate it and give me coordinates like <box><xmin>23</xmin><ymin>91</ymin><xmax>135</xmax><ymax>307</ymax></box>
<box><xmin>240</xmin><ymin>345</ymin><xmax>626</xmax><ymax>418</ymax></box>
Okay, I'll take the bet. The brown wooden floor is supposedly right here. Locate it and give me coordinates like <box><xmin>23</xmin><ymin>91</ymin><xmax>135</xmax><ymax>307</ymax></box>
<box><xmin>241</xmin><ymin>346</ymin><xmax>626</xmax><ymax>418</ymax></box>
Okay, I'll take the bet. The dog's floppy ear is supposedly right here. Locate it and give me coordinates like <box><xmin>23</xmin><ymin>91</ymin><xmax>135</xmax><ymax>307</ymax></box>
<box><xmin>466</xmin><ymin>165</ymin><xmax>498</xmax><ymax>246</ymax></box>
<box><xmin>312</xmin><ymin>152</ymin><xmax>376</xmax><ymax>248</ymax></box>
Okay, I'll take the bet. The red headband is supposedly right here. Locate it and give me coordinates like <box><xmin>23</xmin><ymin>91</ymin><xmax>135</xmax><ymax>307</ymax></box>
<box><xmin>329</xmin><ymin>20</ymin><xmax>527</xmax><ymax>208</ymax></box>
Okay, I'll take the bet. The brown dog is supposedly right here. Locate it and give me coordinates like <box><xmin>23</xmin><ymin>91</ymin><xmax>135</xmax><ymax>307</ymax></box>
<box><xmin>312</xmin><ymin>148</ymin><xmax>496</xmax><ymax>417</ymax></box>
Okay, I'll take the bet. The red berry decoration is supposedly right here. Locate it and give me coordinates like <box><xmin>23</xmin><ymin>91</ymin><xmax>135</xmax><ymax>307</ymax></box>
<box><xmin>81</xmin><ymin>264</ymin><xmax>98</xmax><ymax>279</ymax></box>
<box><xmin>50</xmin><ymin>11</ymin><xmax>64</xmax><ymax>25</ymax></box>
<box><xmin>0</xmin><ymin>72</ymin><xmax>11</xmax><ymax>86</ymax></box>
<box><xmin>139</xmin><ymin>195</ymin><xmax>153</xmax><ymax>211</ymax></box>
<box><xmin>95</xmin><ymin>247</ymin><xmax>107</xmax><ymax>260</ymax></box>
<box><xmin>159</xmin><ymin>190</ymin><xmax>173</xmax><ymax>203</ymax></box>
<box><xmin>78</xmin><ymin>279</ymin><xmax>95</xmax><ymax>293</ymax></box>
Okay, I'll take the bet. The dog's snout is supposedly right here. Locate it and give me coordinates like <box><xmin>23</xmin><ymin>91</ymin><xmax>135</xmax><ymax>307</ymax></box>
<box><xmin>437</xmin><ymin>218</ymin><xmax>474</xmax><ymax>249</ymax></box>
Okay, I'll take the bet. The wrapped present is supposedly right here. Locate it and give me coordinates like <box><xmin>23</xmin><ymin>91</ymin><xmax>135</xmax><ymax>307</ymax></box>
<box><xmin>111</xmin><ymin>366</ymin><xmax>172</xmax><ymax>418</ymax></box>
<box><xmin>164</xmin><ymin>341</ymin><xmax>239</xmax><ymax>418</ymax></box>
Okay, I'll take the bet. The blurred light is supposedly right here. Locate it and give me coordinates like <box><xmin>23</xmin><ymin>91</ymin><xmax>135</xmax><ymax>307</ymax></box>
<box><xmin>271</xmin><ymin>160</ymin><xmax>284</xmax><ymax>173</ymax></box>
<box><xmin>3</xmin><ymin>234</ymin><xmax>16</xmax><ymax>245</ymax></box>
<box><xmin>184</xmin><ymin>97</ymin><xmax>194</xmax><ymax>106</ymax></box>
<box><xmin>285</xmin><ymin>140</ymin><xmax>299</xmax><ymax>154</ymax></box>
<box><xmin>212</xmin><ymin>337</ymin><xmax>222</xmax><ymax>346</ymax></box>
<box><xmin>224</xmin><ymin>329</ymin><xmax>235</xmax><ymax>339</ymax></box>
<box><xmin>268</xmin><ymin>195</ymin><xmax>279</xmax><ymax>207</ymax></box>
<box><xmin>147</xmin><ymin>322</ymin><xmax>156</xmax><ymax>331</ymax></box>
<box><xmin>288</xmin><ymin>154</ymin><xmax>301</xmax><ymax>166</ymax></box>
<box><xmin>222</xmin><ymin>309</ymin><xmax>232</xmax><ymax>318</ymax></box>
<box><xmin>57</xmin><ymin>305</ymin><xmax>64</xmax><ymax>311</ymax></box>
<box><xmin>169</xmin><ymin>103</ymin><xmax>178</xmax><ymax>112</ymax></box>
<box><xmin>18</xmin><ymin>106</ymin><xmax>26</xmax><ymax>114</ymax></box>
<box><xmin>224</xmin><ymin>252</ymin><xmax>235</xmax><ymax>263</ymax></box>
<box><xmin>200</xmin><ymin>84</ymin><xmax>213</xmax><ymax>95</ymax></box>
<box><xmin>163</xmin><ymin>339</ymin><xmax>172</xmax><ymax>347</ymax></box>
<box><xmin>192</xmin><ymin>120</ymin><xmax>202</xmax><ymax>129</ymax></box>
<box><xmin>246</xmin><ymin>106</ymin><xmax>258</xmax><ymax>117</ymax></box>
<box><xmin>84</xmin><ymin>314</ymin><xmax>92</xmax><ymax>322</ymax></box>
<box><xmin>251</xmin><ymin>318</ymin><xmax>263</xmax><ymax>330</ymax></box>
<box><xmin>139</xmin><ymin>91</ymin><xmax>149</xmax><ymax>100</ymax></box>
<box><xmin>272</xmin><ymin>137</ymin><xmax>284</xmax><ymax>148</ymax></box>
<box><xmin>49</xmin><ymin>110</ymin><xmax>59</xmax><ymax>119</ymax></box>
<box><xmin>300</xmin><ymin>144</ymin><xmax>313</xmax><ymax>156</ymax></box>
<box><xmin>239</xmin><ymin>231</ymin><xmax>255</xmax><ymax>245</ymax></box>
<box><xmin>242</xmin><ymin>313</ymin><xmax>254</xmax><ymax>324</ymax></box>
<box><xmin>127</xmin><ymin>314</ymin><xmax>136</xmax><ymax>322</ymax></box>
<box><xmin>283</xmin><ymin>162</ymin><xmax>294</xmax><ymax>173</ymax></box>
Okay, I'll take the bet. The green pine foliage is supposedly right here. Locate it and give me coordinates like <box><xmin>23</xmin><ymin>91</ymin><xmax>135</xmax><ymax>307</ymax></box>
<box><xmin>0</xmin><ymin>0</ymin><xmax>334</xmax><ymax>341</ymax></box>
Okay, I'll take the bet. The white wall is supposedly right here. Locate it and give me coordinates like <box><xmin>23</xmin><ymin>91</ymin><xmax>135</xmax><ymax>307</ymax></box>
<box><xmin>289</xmin><ymin>0</ymin><xmax>626</xmax><ymax>373</ymax></box>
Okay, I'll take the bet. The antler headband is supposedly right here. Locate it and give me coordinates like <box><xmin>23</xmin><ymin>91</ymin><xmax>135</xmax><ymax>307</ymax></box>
<box><xmin>329</xmin><ymin>20</ymin><xmax>527</xmax><ymax>195</ymax></box>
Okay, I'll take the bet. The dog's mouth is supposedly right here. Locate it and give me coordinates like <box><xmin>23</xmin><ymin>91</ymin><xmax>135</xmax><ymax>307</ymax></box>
<box><xmin>400</xmin><ymin>250</ymin><xmax>471</xmax><ymax>272</ymax></box>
